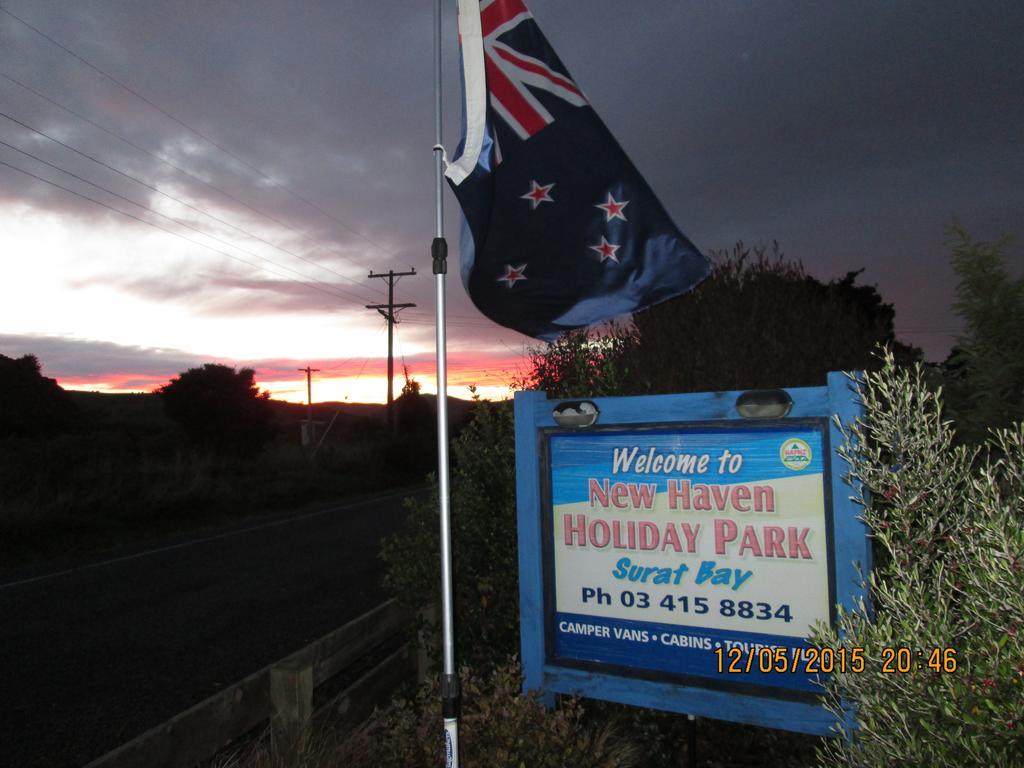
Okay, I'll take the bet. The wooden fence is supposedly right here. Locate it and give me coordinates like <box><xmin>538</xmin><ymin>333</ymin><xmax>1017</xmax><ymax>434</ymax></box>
<box><xmin>85</xmin><ymin>598</ymin><xmax>421</xmax><ymax>768</ymax></box>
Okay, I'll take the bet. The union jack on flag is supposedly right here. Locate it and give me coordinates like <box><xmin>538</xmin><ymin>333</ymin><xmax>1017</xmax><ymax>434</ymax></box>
<box><xmin>479</xmin><ymin>0</ymin><xmax>587</xmax><ymax>140</ymax></box>
<box><xmin>445</xmin><ymin>0</ymin><xmax>710</xmax><ymax>340</ymax></box>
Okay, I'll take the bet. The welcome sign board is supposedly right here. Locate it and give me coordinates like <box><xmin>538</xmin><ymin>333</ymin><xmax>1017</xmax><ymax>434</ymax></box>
<box><xmin>514</xmin><ymin>375</ymin><xmax>868</xmax><ymax>735</ymax></box>
<box><xmin>550</xmin><ymin>422</ymin><xmax>832</xmax><ymax>695</ymax></box>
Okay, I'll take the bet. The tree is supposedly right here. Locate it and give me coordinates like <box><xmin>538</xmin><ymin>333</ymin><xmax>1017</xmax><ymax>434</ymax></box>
<box><xmin>395</xmin><ymin>366</ymin><xmax>434</xmax><ymax>435</ymax></box>
<box><xmin>158</xmin><ymin>364</ymin><xmax>275</xmax><ymax>455</ymax></box>
<box><xmin>944</xmin><ymin>225</ymin><xmax>1023</xmax><ymax>442</ymax></box>
<box><xmin>400</xmin><ymin>367</ymin><xmax>421</xmax><ymax>398</ymax></box>
<box><xmin>0</xmin><ymin>354</ymin><xmax>78</xmax><ymax>437</ymax></box>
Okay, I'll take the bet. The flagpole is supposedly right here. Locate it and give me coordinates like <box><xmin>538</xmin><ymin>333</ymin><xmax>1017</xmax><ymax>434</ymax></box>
<box><xmin>432</xmin><ymin>1</ymin><xmax>460</xmax><ymax>766</ymax></box>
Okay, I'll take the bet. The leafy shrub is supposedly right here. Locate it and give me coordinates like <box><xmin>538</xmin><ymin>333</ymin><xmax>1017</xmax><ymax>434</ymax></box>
<box><xmin>383</xmin><ymin>431</ymin><xmax>435</xmax><ymax>475</ymax></box>
<box><xmin>520</xmin><ymin>324</ymin><xmax>635</xmax><ymax>398</ymax></box>
<box><xmin>381</xmin><ymin>402</ymin><xmax>519</xmax><ymax>670</ymax></box>
<box><xmin>343</xmin><ymin>658</ymin><xmax>641</xmax><ymax>768</ymax></box>
<box><xmin>215</xmin><ymin>659</ymin><xmax>640</xmax><ymax>768</ymax></box>
<box><xmin>215</xmin><ymin>663</ymin><xmax>816</xmax><ymax>768</ymax></box>
<box><xmin>0</xmin><ymin>353</ymin><xmax>78</xmax><ymax>437</ymax></box>
<box><xmin>813</xmin><ymin>350</ymin><xmax>1024</xmax><ymax>766</ymax></box>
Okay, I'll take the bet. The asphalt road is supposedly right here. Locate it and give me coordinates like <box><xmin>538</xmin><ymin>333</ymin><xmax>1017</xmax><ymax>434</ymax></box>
<box><xmin>0</xmin><ymin>486</ymin><xmax>419</xmax><ymax>768</ymax></box>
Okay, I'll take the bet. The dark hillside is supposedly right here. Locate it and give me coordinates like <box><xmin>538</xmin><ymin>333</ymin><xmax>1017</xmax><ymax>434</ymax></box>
<box><xmin>268</xmin><ymin>394</ymin><xmax>477</xmax><ymax>433</ymax></box>
<box><xmin>0</xmin><ymin>388</ymin><xmax>477</xmax><ymax>569</ymax></box>
<box><xmin>67</xmin><ymin>390</ymin><xmax>168</xmax><ymax>429</ymax></box>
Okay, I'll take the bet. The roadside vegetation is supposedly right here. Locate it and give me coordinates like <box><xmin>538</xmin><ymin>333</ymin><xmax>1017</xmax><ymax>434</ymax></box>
<box><xmin>0</xmin><ymin>361</ymin><xmax>447</xmax><ymax>568</ymax></box>
<box><xmin>215</xmin><ymin>659</ymin><xmax>644</xmax><ymax>768</ymax></box>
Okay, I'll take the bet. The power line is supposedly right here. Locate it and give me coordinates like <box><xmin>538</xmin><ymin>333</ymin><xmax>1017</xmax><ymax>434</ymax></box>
<box><xmin>0</xmin><ymin>156</ymin><xmax>369</xmax><ymax>304</ymax></box>
<box><xmin>0</xmin><ymin>138</ymin><xmax>379</xmax><ymax>306</ymax></box>
<box><xmin>0</xmin><ymin>3</ymin><xmax>399</xmax><ymax>260</ymax></box>
<box><xmin>314</xmin><ymin>327</ymin><xmax>388</xmax><ymax>419</ymax></box>
<box><xmin>0</xmin><ymin>5</ymin><xmax>289</xmax><ymax>178</ymax></box>
<box><xmin>395</xmin><ymin>321</ymin><xmax>409</xmax><ymax>377</ymax></box>
<box><xmin>406</xmin><ymin>318</ymin><xmax>495</xmax><ymax>328</ymax></box>
<box><xmin>0</xmin><ymin>70</ymin><xmax>386</xmax><ymax>296</ymax></box>
<box><xmin>348</xmin><ymin>351</ymin><xmax>378</xmax><ymax>381</ymax></box>
<box><xmin>404</xmin><ymin>310</ymin><xmax>494</xmax><ymax>323</ymax></box>
<box><xmin>401</xmin><ymin>317</ymin><xmax>501</xmax><ymax>331</ymax></box>
<box><xmin>402</xmin><ymin>308</ymin><xmax>499</xmax><ymax>324</ymax></box>
<box><xmin>0</xmin><ymin>9</ymin><xmax>510</xmax><ymax>342</ymax></box>
<box><xmin>309</xmin><ymin>324</ymin><xmax>387</xmax><ymax>376</ymax></box>
<box><xmin>0</xmin><ymin>109</ymin><xmax>382</xmax><ymax>301</ymax></box>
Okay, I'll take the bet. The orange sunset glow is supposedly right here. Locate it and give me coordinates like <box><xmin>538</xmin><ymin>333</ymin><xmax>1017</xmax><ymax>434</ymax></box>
<box><xmin>53</xmin><ymin>350</ymin><xmax>525</xmax><ymax>404</ymax></box>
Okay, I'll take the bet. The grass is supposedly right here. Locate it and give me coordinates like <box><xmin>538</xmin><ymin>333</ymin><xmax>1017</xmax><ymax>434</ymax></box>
<box><xmin>0</xmin><ymin>391</ymin><xmax>432</xmax><ymax>569</ymax></box>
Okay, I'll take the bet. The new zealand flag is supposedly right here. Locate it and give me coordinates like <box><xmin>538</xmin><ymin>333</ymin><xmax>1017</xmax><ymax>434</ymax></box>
<box><xmin>444</xmin><ymin>0</ymin><xmax>711</xmax><ymax>340</ymax></box>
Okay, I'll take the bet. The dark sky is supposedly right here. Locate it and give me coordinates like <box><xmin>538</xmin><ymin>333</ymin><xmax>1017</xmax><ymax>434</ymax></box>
<box><xmin>0</xmin><ymin>0</ymin><xmax>1021</xmax><ymax>394</ymax></box>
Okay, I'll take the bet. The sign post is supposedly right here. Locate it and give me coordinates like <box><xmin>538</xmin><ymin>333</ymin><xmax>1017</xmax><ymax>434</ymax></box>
<box><xmin>514</xmin><ymin>373</ymin><xmax>869</xmax><ymax>735</ymax></box>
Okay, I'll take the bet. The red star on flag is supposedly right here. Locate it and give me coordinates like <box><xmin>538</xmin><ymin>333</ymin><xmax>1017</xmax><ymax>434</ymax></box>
<box><xmin>589</xmin><ymin>237</ymin><xmax>620</xmax><ymax>263</ymax></box>
<box><xmin>595</xmin><ymin>193</ymin><xmax>629</xmax><ymax>222</ymax></box>
<box><xmin>521</xmin><ymin>180</ymin><xmax>554</xmax><ymax>209</ymax></box>
<box><xmin>497</xmin><ymin>263</ymin><xmax>528</xmax><ymax>288</ymax></box>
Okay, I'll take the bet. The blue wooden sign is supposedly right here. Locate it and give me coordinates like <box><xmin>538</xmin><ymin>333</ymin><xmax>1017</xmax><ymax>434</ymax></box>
<box><xmin>514</xmin><ymin>373</ymin><xmax>868</xmax><ymax>735</ymax></box>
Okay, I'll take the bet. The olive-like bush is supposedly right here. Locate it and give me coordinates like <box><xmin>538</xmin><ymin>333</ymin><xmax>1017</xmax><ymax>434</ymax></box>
<box><xmin>814</xmin><ymin>350</ymin><xmax>1024</xmax><ymax>766</ymax></box>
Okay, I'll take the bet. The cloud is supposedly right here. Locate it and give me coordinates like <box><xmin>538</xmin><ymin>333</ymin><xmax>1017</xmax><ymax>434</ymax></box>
<box><xmin>0</xmin><ymin>333</ymin><xmax>204</xmax><ymax>381</ymax></box>
<box><xmin>0</xmin><ymin>0</ymin><xmax>1021</xmax><ymax>368</ymax></box>
<box><xmin>60</xmin><ymin>269</ymin><xmax>374</xmax><ymax>316</ymax></box>
<box><xmin>202</xmin><ymin>276</ymin><xmax>372</xmax><ymax>315</ymax></box>
<box><xmin>64</xmin><ymin>271</ymin><xmax>209</xmax><ymax>302</ymax></box>
<box><xmin>0</xmin><ymin>333</ymin><xmax>523</xmax><ymax>393</ymax></box>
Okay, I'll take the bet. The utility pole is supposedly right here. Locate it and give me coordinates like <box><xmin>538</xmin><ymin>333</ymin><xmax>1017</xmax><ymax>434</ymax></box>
<box><xmin>297</xmin><ymin>366</ymin><xmax>320</xmax><ymax>447</ymax></box>
<box><xmin>366</xmin><ymin>269</ymin><xmax>416</xmax><ymax>433</ymax></box>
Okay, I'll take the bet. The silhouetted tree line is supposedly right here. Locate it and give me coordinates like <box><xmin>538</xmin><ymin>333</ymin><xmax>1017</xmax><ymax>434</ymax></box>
<box><xmin>525</xmin><ymin>242</ymin><xmax>922</xmax><ymax>398</ymax></box>
<box><xmin>628</xmin><ymin>242</ymin><xmax>922</xmax><ymax>392</ymax></box>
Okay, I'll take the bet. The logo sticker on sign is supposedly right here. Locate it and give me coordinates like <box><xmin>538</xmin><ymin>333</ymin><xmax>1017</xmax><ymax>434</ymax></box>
<box><xmin>780</xmin><ymin>438</ymin><xmax>813</xmax><ymax>471</ymax></box>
